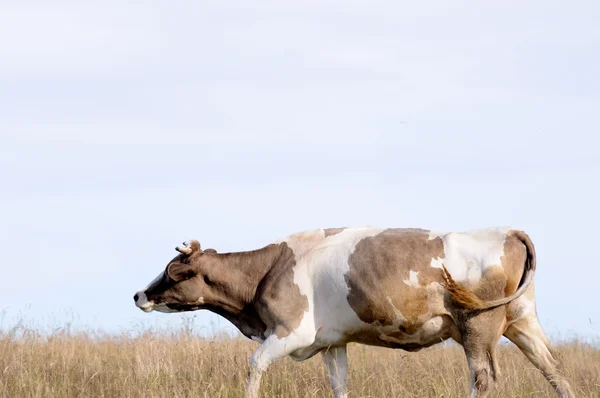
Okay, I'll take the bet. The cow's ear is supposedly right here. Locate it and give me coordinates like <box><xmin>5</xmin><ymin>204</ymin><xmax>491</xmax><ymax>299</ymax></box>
<box><xmin>204</xmin><ymin>248</ymin><xmax>217</xmax><ymax>254</ymax></box>
<box><xmin>176</xmin><ymin>240</ymin><xmax>201</xmax><ymax>255</ymax></box>
<box><xmin>167</xmin><ymin>262</ymin><xmax>198</xmax><ymax>282</ymax></box>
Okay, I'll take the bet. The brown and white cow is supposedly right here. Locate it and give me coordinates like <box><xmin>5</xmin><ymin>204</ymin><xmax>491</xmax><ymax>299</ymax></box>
<box><xmin>133</xmin><ymin>227</ymin><xmax>574</xmax><ymax>398</ymax></box>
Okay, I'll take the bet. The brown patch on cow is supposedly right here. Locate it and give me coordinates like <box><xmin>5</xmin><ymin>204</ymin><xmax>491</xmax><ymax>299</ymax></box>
<box><xmin>255</xmin><ymin>242</ymin><xmax>309</xmax><ymax>338</ymax></box>
<box><xmin>474</xmin><ymin>266</ymin><xmax>508</xmax><ymax>301</ymax></box>
<box><xmin>441</xmin><ymin>265</ymin><xmax>509</xmax><ymax>310</ymax></box>
<box><xmin>345</xmin><ymin>229</ymin><xmax>445</xmax><ymax>328</ymax></box>
<box><xmin>500</xmin><ymin>235</ymin><xmax>527</xmax><ymax>296</ymax></box>
<box><xmin>324</xmin><ymin>227</ymin><xmax>346</xmax><ymax>237</ymax></box>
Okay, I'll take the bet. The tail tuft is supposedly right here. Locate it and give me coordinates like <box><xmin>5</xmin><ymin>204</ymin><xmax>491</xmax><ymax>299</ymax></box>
<box><xmin>441</xmin><ymin>264</ymin><xmax>485</xmax><ymax>310</ymax></box>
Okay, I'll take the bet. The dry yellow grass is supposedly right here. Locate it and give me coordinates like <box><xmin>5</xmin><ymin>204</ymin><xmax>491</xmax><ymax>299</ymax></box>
<box><xmin>1</xmin><ymin>327</ymin><xmax>598</xmax><ymax>398</ymax></box>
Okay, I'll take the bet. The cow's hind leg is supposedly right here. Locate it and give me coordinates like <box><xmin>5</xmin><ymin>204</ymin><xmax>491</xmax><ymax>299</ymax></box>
<box><xmin>460</xmin><ymin>308</ymin><xmax>505</xmax><ymax>398</ymax></box>
<box><xmin>504</xmin><ymin>314</ymin><xmax>575</xmax><ymax>398</ymax></box>
<box><xmin>322</xmin><ymin>345</ymin><xmax>349</xmax><ymax>398</ymax></box>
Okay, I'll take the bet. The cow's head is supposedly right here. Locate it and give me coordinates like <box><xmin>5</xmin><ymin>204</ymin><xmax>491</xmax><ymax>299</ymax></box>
<box><xmin>133</xmin><ymin>240</ymin><xmax>220</xmax><ymax>313</ymax></box>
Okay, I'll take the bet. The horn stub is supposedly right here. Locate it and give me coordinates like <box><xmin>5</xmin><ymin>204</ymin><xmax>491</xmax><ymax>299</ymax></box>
<box><xmin>175</xmin><ymin>240</ymin><xmax>201</xmax><ymax>255</ymax></box>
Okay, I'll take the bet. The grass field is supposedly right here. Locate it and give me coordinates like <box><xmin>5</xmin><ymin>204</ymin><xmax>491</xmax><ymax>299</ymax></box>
<box><xmin>1</xmin><ymin>326</ymin><xmax>598</xmax><ymax>398</ymax></box>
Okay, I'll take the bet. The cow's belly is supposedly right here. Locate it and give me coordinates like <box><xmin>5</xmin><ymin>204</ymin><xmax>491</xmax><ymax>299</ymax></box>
<box><xmin>344</xmin><ymin>314</ymin><xmax>458</xmax><ymax>350</ymax></box>
<box><xmin>288</xmin><ymin>314</ymin><xmax>458</xmax><ymax>362</ymax></box>
<box><xmin>300</xmin><ymin>264</ymin><xmax>454</xmax><ymax>355</ymax></box>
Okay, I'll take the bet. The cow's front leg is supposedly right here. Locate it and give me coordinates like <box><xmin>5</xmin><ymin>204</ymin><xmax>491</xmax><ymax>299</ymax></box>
<box><xmin>322</xmin><ymin>345</ymin><xmax>349</xmax><ymax>398</ymax></box>
<box><xmin>246</xmin><ymin>331</ymin><xmax>315</xmax><ymax>398</ymax></box>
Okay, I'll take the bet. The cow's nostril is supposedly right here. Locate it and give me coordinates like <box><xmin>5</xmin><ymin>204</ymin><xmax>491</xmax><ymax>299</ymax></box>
<box><xmin>134</xmin><ymin>293</ymin><xmax>139</xmax><ymax>302</ymax></box>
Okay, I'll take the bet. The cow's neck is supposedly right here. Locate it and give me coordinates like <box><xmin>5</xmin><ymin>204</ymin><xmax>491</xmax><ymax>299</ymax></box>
<box><xmin>205</xmin><ymin>243</ymin><xmax>287</xmax><ymax>338</ymax></box>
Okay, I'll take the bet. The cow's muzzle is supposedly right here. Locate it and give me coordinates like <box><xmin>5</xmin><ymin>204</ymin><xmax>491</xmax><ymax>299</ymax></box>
<box><xmin>134</xmin><ymin>291</ymin><xmax>154</xmax><ymax>312</ymax></box>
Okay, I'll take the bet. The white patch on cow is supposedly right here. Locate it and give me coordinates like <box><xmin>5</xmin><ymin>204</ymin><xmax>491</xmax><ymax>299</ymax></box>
<box><xmin>507</xmin><ymin>293</ymin><xmax>536</xmax><ymax>325</ymax></box>
<box><xmin>251</xmin><ymin>336</ymin><xmax>264</xmax><ymax>344</ymax></box>
<box><xmin>430</xmin><ymin>256</ymin><xmax>444</xmax><ymax>269</ymax></box>
<box><xmin>135</xmin><ymin>291</ymin><xmax>154</xmax><ymax>312</ymax></box>
<box><xmin>134</xmin><ymin>270</ymin><xmax>169</xmax><ymax>313</ymax></box>
<box><xmin>195</xmin><ymin>296</ymin><xmax>205</xmax><ymax>304</ymax></box>
<box><xmin>152</xmin><ymin>304</ymin><xmax>181</xmax><ymax>313</ymax></box>
<box><xmin>428</xmin><ymin>231</ymin><xmax>447</xmax><ymax>241</ymax></box>
<box><xmin>248</xmin><ymin>228</ymin><xmax>389</xmax><ymax>377</ymax></box>
<box><xmin>282</xmin><ymin>227</ymin><xmax>386</xmax><ymax>350</ymax></box>
<box><xmin>430</xmin><ymin>227</ymin><xmax>511</xmax><ymax>285</ymax></box>
<box><xmin>403</xmin><ymin>270</ymin><xmax>420</xmax><ymax>287</ymax></box>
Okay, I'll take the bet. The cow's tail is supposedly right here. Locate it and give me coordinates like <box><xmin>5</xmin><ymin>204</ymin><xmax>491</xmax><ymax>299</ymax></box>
<box><xmin>441</xmin><ymin>230</ymin><xmax>536</xmax><ymax>311</ymax></box>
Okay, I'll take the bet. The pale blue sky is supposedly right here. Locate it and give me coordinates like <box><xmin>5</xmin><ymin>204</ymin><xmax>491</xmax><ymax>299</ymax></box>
<box><xmin>1</xmin><ymin>1</ymin><xmax>599</xmax><ymax>339</ymax></box>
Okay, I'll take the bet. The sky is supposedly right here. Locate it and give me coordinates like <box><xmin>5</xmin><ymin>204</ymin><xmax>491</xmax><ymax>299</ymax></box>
<box><xmin>1</xmin><ymin>1</ymin><xmax>599</xmax><ymax>340</ymax></box>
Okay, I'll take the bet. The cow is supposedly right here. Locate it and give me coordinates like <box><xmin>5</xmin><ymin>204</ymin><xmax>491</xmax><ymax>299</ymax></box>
<box><xmin>133</xmin><ymin>227</ymin><xmax>574</xmax><ymax>398</ymax></box>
